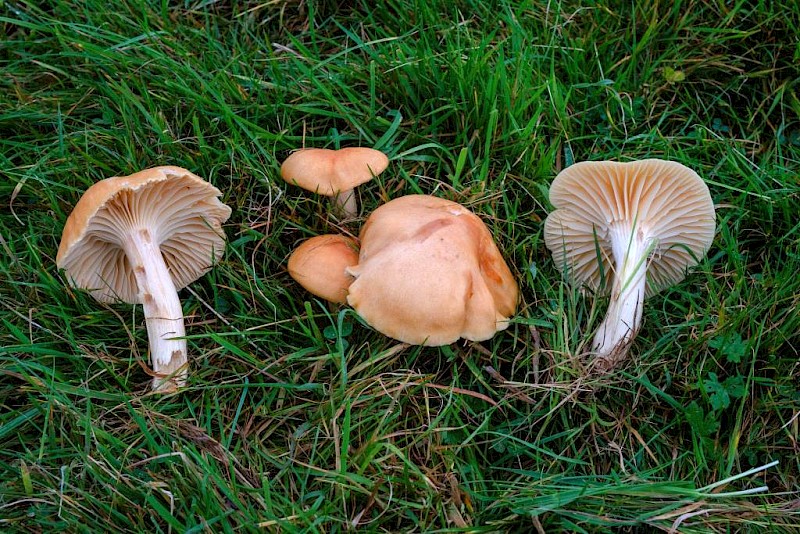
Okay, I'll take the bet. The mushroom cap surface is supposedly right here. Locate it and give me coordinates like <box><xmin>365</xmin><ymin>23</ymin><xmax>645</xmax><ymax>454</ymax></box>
<box><xmin>543</xmin><ymin>159</ymin><xmax>715</xmax><ymax>296</ymax></box>
<box><xmin>57</xmin><ymin>166</ymin><xmax>232</xmax><ymax>304</ymax></box>
<box><xmin>280</xmin><ymin>147</ymin><xmax>389</xmax><ymax>196</ymax></box>
<box><xmin>346</xmin><ymin>195</ymin><xmax>518</xmax><ymax>346</ymax></box>
<box><xmin>288</xmin><ymin>234</ymin><xmax>360</xmax><ymax>304</ymax></box>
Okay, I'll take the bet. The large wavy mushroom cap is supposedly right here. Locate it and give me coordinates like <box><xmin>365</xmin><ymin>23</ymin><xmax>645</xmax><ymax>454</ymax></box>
<box><xmin>346</xmin><ymin>195</ymin><xmax>518</xmax><ymax>346</ymax></box>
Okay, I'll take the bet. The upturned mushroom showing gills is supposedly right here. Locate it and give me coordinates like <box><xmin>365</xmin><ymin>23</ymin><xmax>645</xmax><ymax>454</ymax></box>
<box><xmin>543</xmin><ymin>159</ymin><xmax>715</xmax><ymax>371</ymax></box>
<box><xmin>57</xmin><ymin>166</ymin><xmax>232</xmax><ymax>392</ymax></box>
<box><xmin>288</xmin><ymin>234</ymin><xmax>360</xmax><ymax>304</ymax></box>
<box><xmin>280</xmin><ymin>147</ymin><xmax>389</xmax><ymax>218</ymax></box>
<box><xmin>346</xmin><ymin>195</ymin><xmax>518</xmax><ymax>346</ymax></box>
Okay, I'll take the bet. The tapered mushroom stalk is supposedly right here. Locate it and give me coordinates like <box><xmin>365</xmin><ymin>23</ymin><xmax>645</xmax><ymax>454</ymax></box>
<box><xmin>280</xmin><ymin>147</ymin><xmax>388</xmax><ymax>219</ymax></box>
<box><xmin>544</xmin><ymin>159</ymin><xmax>715</xmax><ymax>371</ymax></box>
<box><xmin>590</xmin><ymin>221</ymin><xmax>653</xmax><ymax>365</ymax></box>
<box><xmin>123</xmin><ymin>227</ymin><xmax>188</xmax><ymax>388</ymax></box>
<box><xmin>57</xmin><ymin>166</ymin><xmax>231</xmax><ymax>392</ymax></box>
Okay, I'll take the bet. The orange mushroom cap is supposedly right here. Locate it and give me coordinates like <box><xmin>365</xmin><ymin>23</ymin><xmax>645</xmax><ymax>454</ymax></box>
<box><xmin>346</xmin><ymin>195</ymin><xmax>518</xmax><ymax>346</ymax></box>
<box><xmin>280</xmin><ymin>147</ymin><xmax>388</xmax><ymax>197</ymax></box>
<box><xmin>288</xmin><ymin>234</ymin><xmax>360</xmax><ymax>304</ymax></box>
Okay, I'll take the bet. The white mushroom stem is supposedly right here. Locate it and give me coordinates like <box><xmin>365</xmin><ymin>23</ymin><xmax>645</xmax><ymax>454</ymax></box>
<box><xmin>333</xmin><ymin>188</ymin><xmax>357</xmax><ymax>219</ymax></box>
<box><xmin>123</xmin><ymin>228</ymin><xmax>187</xmax><ymax>392</ymax></box>
<box><xmin>592</xmin><ymin>222</ymin><xmax>654</xmax><ymax>370</ymax></box>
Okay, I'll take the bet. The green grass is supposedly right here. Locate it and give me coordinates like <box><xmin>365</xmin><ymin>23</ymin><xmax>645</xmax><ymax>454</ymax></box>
<box><xmin>1</xmin><ymin>0</ymin><xmax>799</xmax><ymax>531</ymax></box>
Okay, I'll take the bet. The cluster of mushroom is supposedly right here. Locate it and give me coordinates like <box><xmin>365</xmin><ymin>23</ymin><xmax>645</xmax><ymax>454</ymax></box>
<box><xmin>55</xmin><ymin>151</ymin><xmax>715</xmax><ymax>393</ymax></box>
<box><xmin>282</xmin><ymin>148</ymin><xmax>519</xmax><ymax>346</ymax></box>
<box><xmin>285</xmin><ymin>150</ymin><xmax>716</xmax><ymax>371</ymax></box>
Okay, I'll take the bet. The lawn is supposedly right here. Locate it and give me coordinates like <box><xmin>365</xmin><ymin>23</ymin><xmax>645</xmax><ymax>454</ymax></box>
<box><xmin>1</xmin><ymin>1</ymin><xmax>799</xmax><ymax>532</ymax></box>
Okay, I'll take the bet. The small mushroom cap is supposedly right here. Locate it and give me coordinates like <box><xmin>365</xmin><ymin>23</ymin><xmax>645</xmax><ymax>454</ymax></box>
<box><xmin>280</xmin><ymin>147</ymin><xmax>389</xmax><ymax>196</ymax></box>
<box><xmin>346</xmin><ymin>195</ymin><xmax>518</xmax><ymax>346</ymax></box>
<box><xmin>57</xmin><ymin>166</ymin><xmax>232</xmax><ymax>304</ymax></box>
<box><xmin>287</xmin><ymin>234</ymin><xmax>360</xmax><ymax>304</ymax></box>
<box><xmin>544</xmin><ymin>159</ymin><xmax>715</xmax><ymax>296</ymax></box>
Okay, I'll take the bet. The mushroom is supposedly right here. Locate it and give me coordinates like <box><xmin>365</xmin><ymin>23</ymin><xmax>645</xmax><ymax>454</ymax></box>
<box><xmin>287</xmin><ymin>234</ymin><xmax>360</xmax><ymax>304</ymax></box>
<box><xmin>543</xmin><ymin>159</ymin><xmax>715</xmax><ymax>371</ymax></box>
<box><xmin>346</xmin><ymin>195</ymin><xmax>518</xmax><ymax>345</ymax></box>
<box><xmin>56</xmin><ymin>166</ymin><xmax>232</xmax><ymax>392</ymax></box>
<box><xmin>280</xmin><ymin>147</ymin><xmax>389</xmax><ymax>218</ymax></box>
